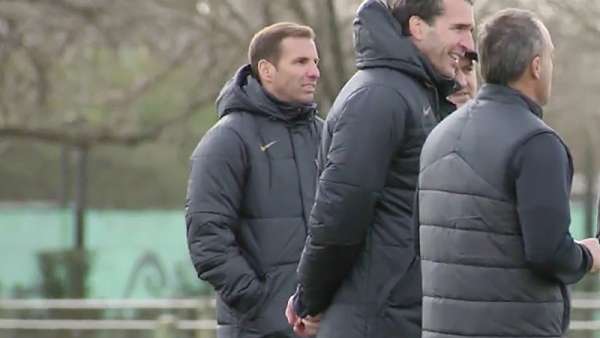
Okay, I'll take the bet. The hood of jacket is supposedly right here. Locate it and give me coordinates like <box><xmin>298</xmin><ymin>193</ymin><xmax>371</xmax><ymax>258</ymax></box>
<box><xmin>215</xmin><ymin>64</ymin><xmax>317</xmax><ymax>122</ymax></box>
<box><xmin>353</xmin><ymin>0</ymin><xmax>455</xmax><ymax>96</ymax></box>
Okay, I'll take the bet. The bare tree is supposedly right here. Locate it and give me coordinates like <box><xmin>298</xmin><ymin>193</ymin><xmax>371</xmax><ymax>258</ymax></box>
<box><xmin>4</xmin><ymin>0</ymin><xmax>599</xmax><ymax>229</ymax></box>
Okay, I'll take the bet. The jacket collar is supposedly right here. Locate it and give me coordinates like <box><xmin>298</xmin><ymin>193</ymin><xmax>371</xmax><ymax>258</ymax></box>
<box><xmin>216</xmin><ymin>64</ymin><xmax>317</xmax><ymax>122</ymax></box>
<box><xmin>477</xmin><ymin>84</ymin><xmax>544</xmax><ymax>119</ymax></box>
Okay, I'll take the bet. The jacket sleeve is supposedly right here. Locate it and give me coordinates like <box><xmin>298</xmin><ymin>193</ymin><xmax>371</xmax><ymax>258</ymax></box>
<box><xmin>185</xmin><ymin>124</ymin><xmax>265</xmax><ymax>315</ymax></box>
<box><xmin>514</xmin><ymin>132</ymin><xmax>592</xmax><ymax>284</ymax></box>
<box><xmin>295</xmin><ymin>86</ymin><xmax>407</xmax><ymax>316</ymax></box>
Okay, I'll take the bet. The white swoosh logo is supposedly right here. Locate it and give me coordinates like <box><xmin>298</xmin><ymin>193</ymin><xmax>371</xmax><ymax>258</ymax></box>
<box><xmin>260</xmin><ymin>140</ymin><xmax>278</xmax><ymax>152</ymax></box>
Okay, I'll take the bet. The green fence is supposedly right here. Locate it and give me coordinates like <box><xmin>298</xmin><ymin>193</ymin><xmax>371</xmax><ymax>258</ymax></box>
<box><xmin>0</xmin><ymin>203</ymin><xmax>593</xmax><ymax>299</ymax></box>
<box><xmin>0</xmin><ymin>207</ymin><xmax>207</xmax><ymax>299</ymax></box>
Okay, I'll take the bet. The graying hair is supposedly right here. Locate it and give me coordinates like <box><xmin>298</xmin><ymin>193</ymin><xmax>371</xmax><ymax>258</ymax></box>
<box><xmin>478</xmin><ymin>8</ymin><xmax>546</xmax><ymax>85</ymax></box>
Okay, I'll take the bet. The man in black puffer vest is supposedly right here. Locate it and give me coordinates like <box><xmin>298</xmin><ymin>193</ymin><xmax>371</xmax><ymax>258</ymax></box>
<box><xmin>418</xmin><ymin>9</ymin><xmax>600</xmax><ymax>338</ymax></box>
<box><xmin>286</xmin><ymin>1</ymin><xmax>475</xmax><ymax>337</ymax></box>
<box><xmin>186</xmin><ymin>22</ymin><xmax>322</xmax><ymax>338</ymax></box>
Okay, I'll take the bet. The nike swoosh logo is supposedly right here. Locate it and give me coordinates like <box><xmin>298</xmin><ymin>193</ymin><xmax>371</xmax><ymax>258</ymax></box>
<box><xmin>260</xmin><ymin>140</ymin><xmax>278</xmax><ymax>152</ymax></box>
<box><xmin>423</xmin><ymin>106</ymin><xmax>432</xmax><ymax>117</ymax></box>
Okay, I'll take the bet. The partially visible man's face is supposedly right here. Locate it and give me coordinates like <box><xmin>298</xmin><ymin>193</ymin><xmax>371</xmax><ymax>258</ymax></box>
<box><xmin>416</xmin><ymin>0</ymin><xmax>475</xmax><ymax>78</ymax></box>
<box><xmin>536</xmin><ymin>21</ymin><xmax>554</xmax><ymax>106</ymax></box>
<box><xmin>447</xmin><ymin>55</ymin><xmax>477</xmax><ymax>107</ymax></box>
<box><xmin>266</xmin><ymin>37</ymin><xmax>320</xmax><ymax>104</ymax></box>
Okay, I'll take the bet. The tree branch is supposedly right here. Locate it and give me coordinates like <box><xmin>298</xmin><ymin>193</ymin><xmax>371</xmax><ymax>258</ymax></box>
<box><xmin>0</xmin><ymin>89</ymin><xmax>216</xmax><ymax>147</ymax></box>
<box><xmin>545</xmin><ymin>0</ymin><xmax>600</xmax><ymax>36</ymax></box>
<box><xmin>99</xmin><ymin>40</ymin><xmax>198</xmax><ymax>108</ymax></box>
<box><xmin>286</xmin><ymin>0</ymin><xmax>310</xmax><ymax>25</ymax></box>
<box><xmin>219</xmin><ymin>0</ymin><xmax>253</xmax><ymax>33</ymax></box>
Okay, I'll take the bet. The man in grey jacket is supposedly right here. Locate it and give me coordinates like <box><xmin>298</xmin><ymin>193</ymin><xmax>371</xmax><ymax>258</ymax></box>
<box><xmin>186</xmin><ymin>22</ymin><xmax>322</xmax><ymax>338</ymax></box>
<box><xmin>286</xmin><ymin>1</ymin><xmax>475</xmax><ymax>337</ymax></box>
<box><xmin>418</xmin><ymin>9</ymin><xmax>600</xmax><ymax>338</ymax></box>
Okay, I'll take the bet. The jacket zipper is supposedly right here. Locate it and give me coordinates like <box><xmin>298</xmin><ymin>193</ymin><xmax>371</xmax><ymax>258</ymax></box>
<box><xmin>287</xmin><ymin>125</ymin><xmax>308</xmax><ymax>234</ymax></box>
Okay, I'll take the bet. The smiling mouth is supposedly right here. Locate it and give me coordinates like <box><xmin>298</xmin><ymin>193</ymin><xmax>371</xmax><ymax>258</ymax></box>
<box><xmin>449</xmin><ymin>92</ymin><xmax>471</xmax><ymax>103</ymax></box>
<box><xmin>449</xmin><ymin>52</ymin><xmax>465</xmax><ymax>63</ymax></box>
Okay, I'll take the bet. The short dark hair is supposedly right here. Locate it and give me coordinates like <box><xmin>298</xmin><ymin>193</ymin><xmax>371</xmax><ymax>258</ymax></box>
<box><xmin>478</xmin><ymin>9</ymin><xmax>545</xmax><ymax>85</ymax></box>
<box><xmin>248</xmin><ymin>22</ymin><xmax>315</xmax><ymax>79</ymax></box>
<box><xmin>390</xmin><ymin>0</ymin><xmax>474</xmax><ymax>35</ymax></box>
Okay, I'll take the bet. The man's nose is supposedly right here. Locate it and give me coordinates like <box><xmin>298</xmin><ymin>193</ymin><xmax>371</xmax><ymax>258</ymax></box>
<box><xmin>455</xmin><ymin>70</ymin><xmax>467</xmax><ymax>89</ymax></box>
<box><xmin>308</xmin><ymin>63</ymin><xmax>320</xmax><ymax>80</ymax></box>
<box><xmin>460</xmin><ymin>31</ymin><xmax>475</xmax><ymax>52</ymax></box>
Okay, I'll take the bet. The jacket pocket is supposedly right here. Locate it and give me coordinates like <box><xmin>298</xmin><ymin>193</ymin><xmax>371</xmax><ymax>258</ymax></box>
<box><xmin>242</xmin><ymin>265</ymin><xmax>298</xmax><ymax>334</ymax></box>
<box><xmin>238</xmin><ymin>273</ymin><xmax>271</xmax><ymax>322</ymax></box>
<box><xmin>216</xmin><ymin>270</ymin><xmax>269</xmax><ymax>323</ymax></box>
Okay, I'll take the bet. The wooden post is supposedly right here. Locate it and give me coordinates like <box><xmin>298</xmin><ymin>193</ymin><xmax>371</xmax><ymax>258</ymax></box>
<box><xmin>196</xmin><ymin>298</ymin><xmax>215</xmax><ymax>338</ymax></box>
<box><xmin>74</xmin><ymin>145</ymin><xmax>88</xmax><ymax>251</ymax></box>
<box><xmin>155</xmin><ymin>314</ymin><xmax>177</xmax><ymax>338</ymax></box>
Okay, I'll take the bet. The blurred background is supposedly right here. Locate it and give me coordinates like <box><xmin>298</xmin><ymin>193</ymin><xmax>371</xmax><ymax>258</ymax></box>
<box><xmin>0</xmin><ymin>0</ymin><xmax>598</xmax><ymax>337</ymax></box>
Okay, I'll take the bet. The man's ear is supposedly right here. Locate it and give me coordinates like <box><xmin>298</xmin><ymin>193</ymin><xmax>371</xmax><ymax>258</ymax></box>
<box><xmin>408</xmin><ymin>16</ymin><xmax>428</xmax><ymax>40</ymax></box>
<box><xmin>530</xmin><ymin>55</ymin><xmax>542</xmax><ymax>80</ymax></box>
<box><xmin>258</xmin><ymin>59</ymin><xmax>275</xmax><ymax>83</ymax></box>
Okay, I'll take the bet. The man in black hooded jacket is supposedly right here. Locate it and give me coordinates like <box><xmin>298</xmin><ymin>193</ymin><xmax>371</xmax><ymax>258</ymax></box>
<box><xmin>286</xmin><ymin>1</ymin><xmax>475</xmax><ymax>338</ymax></box>
<box><xmin>186</xmin><ymin>22</ymin><xmax>322</xmax><ymax>338</ymax></box>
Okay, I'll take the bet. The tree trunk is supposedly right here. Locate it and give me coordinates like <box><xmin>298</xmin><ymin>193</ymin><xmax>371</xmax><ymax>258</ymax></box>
<box><xmin>325</xmin><ymin>0</ymin><xmax>348</xmax><ymax>88</ymax></box>
<box><xmin>58</xmin><ymin>145</ymin><xmax>71</xmax><ymax>208</ymax></box>
<box><xmin>584</xmin><ymin>137</ymin><xmax>596</xmax><ymax>238</ymax></box>
<box><xmin>74</xmin><ymin>145</ymin><xmax>88</xmax><ymax>250</ymax></box>
<box><xmin>261</xmin><ymin>0</ymin><xmax>274</xmax><ymax>26</ymax></box>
